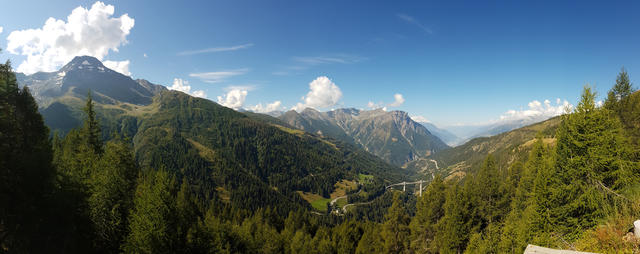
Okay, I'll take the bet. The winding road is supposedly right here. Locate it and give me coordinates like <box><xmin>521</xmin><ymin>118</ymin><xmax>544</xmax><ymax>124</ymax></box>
<box><xmin>341</xmin><ymin>200</ymin><xmax>374</xmax><ymax>213</ymax></box>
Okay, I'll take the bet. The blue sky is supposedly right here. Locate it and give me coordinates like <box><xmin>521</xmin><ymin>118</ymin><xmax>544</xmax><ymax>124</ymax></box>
<box><xmin>1</xmin><ymin>0</ymin><xmax>639</xmax><ymax>126</ymax></box>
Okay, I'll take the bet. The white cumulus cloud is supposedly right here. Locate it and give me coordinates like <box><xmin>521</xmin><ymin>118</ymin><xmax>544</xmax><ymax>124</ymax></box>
<box><xmin>103</xmin><ymin>60</ymin><xmax>131</xmax><ymax>76</ymax></box>
<box><xmin>367</xmin><ymin>101</ymin><xmax>382</xmax><ymax>109</ymax></box>
<box><xmin>248</xmin><ymin>101</ymin><xmax>283</xmax><ymax>113</ymax></box>
<box><xmin>6</xmin><ymin>1</ymin><xmax>134</xmax><ymax>75</ymax></box>
<box><xmin>497</xmin><ymin>98</ymin><xmax>573</xmax><ymax>123</ymax></box>
<box><xmin>293</xmin><ymin>76</ymin><xmax>342</xmax><ymax>111</ymax></box>
<box><xmin>389</xmin><ymin>93</ymin><xmax>405</xmax><ymax>107</ymax></box>
<box><xmin>368</xmin><ymin>93</ymin><xmax>405</xmax><ymax>109</ymax></box>
<box><xmin>0</xmin><ymin>26</ymin><xmax>3</xmax><ymax>34</ymax></box>
<box><xmin>411</xmin><ymin>115</ymin><xmax>430</xmax><ymax>123</ymax></box>
<box><xmin>192</xmin><ymin>90</ymin><xmax>206</xmax><ymax>98</ymax></box>
<box><xmin>169</xmin><ymin>78</ymin><xmax>206</xmax><ymax>98</ymax></box>
<box><xmin>217</xmin><ymin>89</ymin><xmax>247</xmax><ymax>109</ymax></box>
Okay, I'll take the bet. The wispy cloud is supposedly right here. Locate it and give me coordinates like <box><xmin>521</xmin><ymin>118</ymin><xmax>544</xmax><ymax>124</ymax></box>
<box><xmin>292</xmin><ymin>55</ymin><xmax>364</xmax><ymax>65</ymax></box>
<box><xmin>274</xmin><ymin>54</ymin><xmax>364</xmax><ymax>76</ymax></box>
<box><xmin>189</xmin><ymin>68</ymin><xmax>249</xmax><ymax>83</ymax></box>
<box><xmin>397</xmin><ymin>13</ymin><xmax>433</xmax><ymax>34</ymax></box>
<box><xmin>178</xmin><ymin>43</ymin><xmax>253</xmax><ymax>56</ymax></box>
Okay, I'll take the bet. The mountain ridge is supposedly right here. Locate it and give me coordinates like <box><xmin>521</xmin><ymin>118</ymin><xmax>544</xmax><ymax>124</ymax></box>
<box><xmin>279</xmin><ymin>107</ymin><xmax>449</xmax><ymax>166</ymax></box>
<box><xmin>16</xmin><ymin>56</ymin><xmax>409</xmax><ymax>215</ymax></box>
<box><xmin>17</xmin><ymin>56</ymin><xmax>166</xmax><ymax>107</ymax></box>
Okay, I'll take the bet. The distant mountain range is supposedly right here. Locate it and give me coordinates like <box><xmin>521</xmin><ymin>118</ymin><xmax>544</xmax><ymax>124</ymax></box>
<box><xmin>415</xmin><ymin>121</ymin><xmax>461</xmax><ymax>146</ymax></box>
<box><xmin>279</xmin><ymin>108</ymin><xmax>449</xmax><ymax>166</ymax></box>
<box><xmin>438</xmin><ymin>117</ymin><xmax>563</xmax><ymax>146</ymax></box>
<box><xmin>17</xmin><ymin>55</ymin><xmax>564</xmax><ymax>189</ymax></box>
<box><xmin>406</xmin><ymin>116</ymin><xmax>562</xmax><ymax>180</ymax></box>
<box><xmin>268</xmin><ymin>110</ymin><xmax>559</xmax><ymax>149</ymax></box>
<box><xmin>17</xmin><ymin>56</ymin><xmax>408</xmax><ymax>213</ymax></box>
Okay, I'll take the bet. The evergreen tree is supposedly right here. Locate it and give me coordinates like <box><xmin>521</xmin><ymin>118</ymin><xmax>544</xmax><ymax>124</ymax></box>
<box><xmin>604</xmin><ymin>69</ymin><xmax>640</xmax><ymax>146</ymax></box>
<box><xmin>124</xmin><ymin>169</ymin><xmax>178</xmax><ymax>253</ymax></box>
<box><xmin>526</xmin><ymin>154</ymin><xmax>555</xmax><ymax>246</ymax></box>
<box><xmin>309</xmin><ymin>227</ymin><xmax>334</xmax><ymax>254</ymax></box>
<box><xmin>191</xmin><ymin>205</ymin><xmax>246</xmax><ymax>253</ymax></box>
<box><xmin>289</xmin><ymin>231</ymin><xmax>312</xmax><ymax>254</ymax></box>
<box><xmin>0</xmin><ymin>59</ymin><xmax>56</xmax><ymax>252</ymax></box>
<box><xmin>410</xmin><ymin>175</ymin><xmax>446</xmax><ymax>253</ymax></box>
<box><xmin>355</xmin><ymin>223</ymin><xmax>384</xmax><ymax>254</ymax></box>
<box><xmin>83</xmin><ymin>91</ymin><xmax>103</xmax><ymax>154</ymax></box>
<box><xmin>464</xmin><ymin>223</ymin><xmax>501</xmax><ymax>254</ymax></box>
<box><xmin>436</xmin><ymin>183</ymin><xmax>471</xmax><ymax>254</ymax></box>
<box><xmin>334</xmin><ymin>220</ymin><xmax>365</xmax><ymax>254</ymax></box>
<box><xmin>382</xmin><ymin>192</ymin><xmax>411</xmax><ymax>253</ymax></box>
<box><xmin>499</xmin><ymin>137</ymin><xmax>551</xmax><ymax>253</ymax></box>
<box><xmin>474</xmin><ymin>155</ymin><xmax>505</xmax><ymax>228</ymax></box>
<box><xmin>604</xmin><ymin>68</ymin><xmax>635</xmax><ymax>114</ymax></box>
<box><xmin>551</xmin><ymin>85</ymin><xmax>635</xmax><ymax>239</ymax></box>
<box><xmin>88</xmin><ymin>140</ymin><xmax>139</xmax><ymax>253</ymax></box>
<box><xmin>175</xmin><ymin>178</ymin><xmax>202</xmax><ymax>252</ymax></box>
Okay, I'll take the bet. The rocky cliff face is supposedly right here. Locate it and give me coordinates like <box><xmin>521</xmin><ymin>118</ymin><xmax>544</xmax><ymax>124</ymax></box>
<box><xmin>280</xmin><ymin>108</ymin><xmax>449</xmax><ymax>166</ymax></box>
<box><xmin>17</xmin><ymin>56</ymin><xmax>166</xmax><ymax>107</ymax></box>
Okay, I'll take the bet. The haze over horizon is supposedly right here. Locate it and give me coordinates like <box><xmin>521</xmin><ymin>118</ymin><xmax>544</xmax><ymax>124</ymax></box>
<box><xmin>1</xmin><ymin>0</ymin><xmax>638</xmax><ymax>127</ymax></box>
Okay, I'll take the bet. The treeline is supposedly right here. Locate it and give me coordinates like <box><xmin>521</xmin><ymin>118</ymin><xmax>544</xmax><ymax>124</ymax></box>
<box><xmin>0</xmin><ymin>58</ymin><xmax>408</xmax><ymax>253</ymax></box>
<box><xmin>402</xmin><ymin>69</ymin><xmax>640</xmax><ymax>253</ymax></box>
<box><xmin>0</xmin><ymin>59</ymin><xmax>369</xmax><ymax>253</ymax></box>
<box><xmin>3</xmin><ymin>51</ymin><xmax>640</xmax><ymax>254</ymax></box>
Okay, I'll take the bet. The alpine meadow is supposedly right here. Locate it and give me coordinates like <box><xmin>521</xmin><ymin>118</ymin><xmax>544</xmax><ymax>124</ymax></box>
<box><xmin>1</xmin><ymin>1</ymin><xmax>640</xmax><ymax>253</ymax></box>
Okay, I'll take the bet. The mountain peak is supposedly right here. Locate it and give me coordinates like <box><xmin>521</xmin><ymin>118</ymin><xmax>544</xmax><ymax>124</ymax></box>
<box><xmin>60</xmin><ymin>56</ymin><xmax>106</xmax><ymax>72</ymax></box>
<box><xmin>279</xmin><ymin>107</ymin><xmax>449</xmax><ymax>165</ymax></box>
<box><xmin>332</xmin><ymin>108</ymin><xmax>361</xmax><ymax>116</ymax></box>
<box><xmin>19</xmin><ymin>55</ymin><xmax>162</xmax><ymax>106</ymax></box>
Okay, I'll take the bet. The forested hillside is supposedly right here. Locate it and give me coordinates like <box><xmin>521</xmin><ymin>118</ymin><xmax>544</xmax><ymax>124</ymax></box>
<box><xmin>131</xmin><ymin>91</ymin><xmax>408</xmax><ymax>211</ymax></box>
<box><xmin>403</xmin><ymin>70</ymin><xmax>640</xmax><ymax>253</ymax></box>
<box><xmin>15</xmin><ymin>55</ymin><xmax>410</xmax><ymax>214</ymax></box>
<box><xmin>2</xmin><ymin>51</ymin><xmax>640</xmax><ymax>254</ymax></box>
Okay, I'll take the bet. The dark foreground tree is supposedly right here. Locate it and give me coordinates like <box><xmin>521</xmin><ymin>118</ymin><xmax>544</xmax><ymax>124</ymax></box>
<box><xmin>0</xmin><ymin>59</ymin><xmax>57</xmax><ymax>251</ymax></box>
